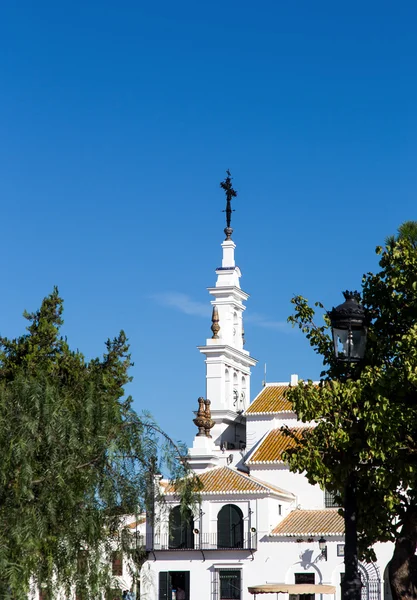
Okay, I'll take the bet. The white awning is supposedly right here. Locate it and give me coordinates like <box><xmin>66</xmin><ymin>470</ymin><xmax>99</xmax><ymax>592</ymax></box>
<box><xmin>248</xmin><ymin>584</ymin><xmax>336</xmax><ymax>595</ymax></box>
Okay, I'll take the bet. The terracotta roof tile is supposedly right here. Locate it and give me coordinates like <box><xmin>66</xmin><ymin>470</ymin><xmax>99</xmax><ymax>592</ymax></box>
<box><xmin>271</xmin><ymin>509</ymin><xmax>344</xmax><ymax>536</ymax></box>
<box><xmin>247</xmin><ymin>428</ymin><xmax>310</xmax><ymax>464</ymax></box>
<box><xmin>166</xmin><ymin>466</ymin><xmax>293</xmax><ymax>497</ymax></box>
<box><xmin>246</xmin><ymin>385</ymin><xmax>292</xmax><ymax>414</ymax></box>
<box><xmin>127</xmin><ymin>517</ymin><xmax>146</xmax><ymax>529</ymax></box>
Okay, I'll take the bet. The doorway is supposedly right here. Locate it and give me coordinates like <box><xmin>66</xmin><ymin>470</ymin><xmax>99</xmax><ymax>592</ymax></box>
<box><xmin>159</xmin><ymin>571</ymin><xmax>190</xmax><ymax>600</ymax></box>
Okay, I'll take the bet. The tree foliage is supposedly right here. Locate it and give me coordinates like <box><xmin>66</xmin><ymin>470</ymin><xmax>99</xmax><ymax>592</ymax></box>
<box><xmin>284</xmin><ymin>223</ymin><xmax>417</xmax><ymax>599</ymax></box>
<box><xmin>0</xmin><ymin>288</ymin><xmax>196</xmax><ymax>599</ymax></box>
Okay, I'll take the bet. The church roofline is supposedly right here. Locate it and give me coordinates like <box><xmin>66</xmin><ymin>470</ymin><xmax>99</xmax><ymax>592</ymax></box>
<box><xmin>164</xmin><ymin>466</ymin><xmax>295</xmax><ymax>499</ymax></box>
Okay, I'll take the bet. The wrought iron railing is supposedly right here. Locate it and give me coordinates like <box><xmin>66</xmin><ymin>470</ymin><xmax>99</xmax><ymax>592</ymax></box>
<box><xmin>146</xmin><ymin>532</ymin><xmax>257</xmax><ymax>551</ymax></box>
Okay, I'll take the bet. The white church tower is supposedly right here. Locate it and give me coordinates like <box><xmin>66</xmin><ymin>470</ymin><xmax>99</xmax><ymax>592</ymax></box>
<box><xmin>188</xmin><ymin>172</ymin><xmax>257</xmax><ymax>472</ymax></box>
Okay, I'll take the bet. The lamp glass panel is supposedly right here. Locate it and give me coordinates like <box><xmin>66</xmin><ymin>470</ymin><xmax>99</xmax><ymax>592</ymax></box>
<box><xmin>349</xmin><ymin>329</ymin><xmax>367</xmax><ymax>360</ymax></box>
<box><xmin>333</xmin><ymin>327</ymin><xmax>349</xmax><ymax>359</ymax></box>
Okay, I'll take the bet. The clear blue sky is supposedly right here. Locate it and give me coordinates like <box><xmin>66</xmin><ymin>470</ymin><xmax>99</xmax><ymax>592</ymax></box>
<box><xmin>1</xmin><ymin>1</ymin><xmax>416</xmax><ymax>445</ymax></box>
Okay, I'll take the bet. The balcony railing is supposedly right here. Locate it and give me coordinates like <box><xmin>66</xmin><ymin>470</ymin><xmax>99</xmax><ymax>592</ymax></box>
<box><xmin>146</xmin><ymin>532</ymin><xmax>257</xmax><ymax>551</ymax></box>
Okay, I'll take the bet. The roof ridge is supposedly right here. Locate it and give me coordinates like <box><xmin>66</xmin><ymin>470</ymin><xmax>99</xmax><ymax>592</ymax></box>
<box><xmin>223</xmin><ymin>465</ymin><xmax>294</xmax><ymax>496</ymax></box>
<box><xmin>292</xmin><ymin>507</ymin><xmax>340</xmax><ymax>512</ymax></box>
<box><xmin>222</xmin><ymin>466</ymin><xmax>267</xmax><ymax>486</ymax></box>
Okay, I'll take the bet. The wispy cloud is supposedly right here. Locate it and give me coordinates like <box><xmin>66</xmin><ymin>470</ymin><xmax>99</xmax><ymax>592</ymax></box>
<box><xmin>150</xmin><ymin>292</ymin><xmax>291</xmax><ymax>332</ymax></box>
<box><xmin>150</xmin><ymin>292</ymin><xmax>209</xmax><ymax>318</ymax></box>
<box><xmin>245</xmin><ymin>312</ymin><xmax>290</xmax><ymax>332</ymax></box>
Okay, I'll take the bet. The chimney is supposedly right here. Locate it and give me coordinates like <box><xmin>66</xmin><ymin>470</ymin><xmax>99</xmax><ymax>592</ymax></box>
<box><xmin>290</xmin><ymin>374</ymin><xmax>298</xmax><ymax>386</ymax></box>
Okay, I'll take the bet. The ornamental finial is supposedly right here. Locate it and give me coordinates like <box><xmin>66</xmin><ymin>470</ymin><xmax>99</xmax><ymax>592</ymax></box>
<box><xmin>211</xmin><ymin>306</ymin><xmax>220</xmax><ymax>339</ymax></box>
<box><xmin>220</xmin><ymin>169</ymin><xmax>237</xmax><ymax>240</ymax></box>
<box><xmin>193</xmin><ymin>397</ymin><xmax>215</xmax><ymax>437</ymax></box>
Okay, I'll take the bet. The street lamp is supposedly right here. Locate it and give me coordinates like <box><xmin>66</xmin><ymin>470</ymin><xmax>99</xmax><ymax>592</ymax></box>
<box><xmin>329</xmin><ymin>290</ymin><xmax>367</xmax><ymax>600</ymax></box>
<box><xmin>318</xmin><ymin>537</ymin><xmax>328</xmax><ymax>561</ymax></box>
<box><xmin>328</xmin><ymin>291</ymin><xmax>367</xmax><ymax>363</ymax></box>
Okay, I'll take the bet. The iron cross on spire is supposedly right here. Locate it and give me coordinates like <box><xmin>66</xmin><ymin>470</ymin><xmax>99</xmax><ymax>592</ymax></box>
<box><xmin>220</xmin><ymin>169</ymin><xmax>237</xmax><ymax>240</ymax></box>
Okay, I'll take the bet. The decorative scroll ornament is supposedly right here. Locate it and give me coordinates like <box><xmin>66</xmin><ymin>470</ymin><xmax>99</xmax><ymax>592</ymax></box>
<box><xmin>233</xmin><ymin>389</ymin><xmax>239</xmax><ymax>408</ymax></box>
<box><xmin>211</xmin><ymin>306</ymin><xmax>220</xmax><ymax>339</ymax></box>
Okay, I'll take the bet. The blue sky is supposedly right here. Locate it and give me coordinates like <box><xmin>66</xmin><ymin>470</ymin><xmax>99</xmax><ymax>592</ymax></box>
<box><xmin>1</xmin><ymin>1</ymin><xmax>416</xmax><ymax>445</ymax></box>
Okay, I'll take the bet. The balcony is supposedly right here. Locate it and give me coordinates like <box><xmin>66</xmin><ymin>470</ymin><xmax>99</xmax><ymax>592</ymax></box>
<box><xmin>147</xmin><ymin>532</ymin><xmax>257</xmax><ymax>552</ymax></box>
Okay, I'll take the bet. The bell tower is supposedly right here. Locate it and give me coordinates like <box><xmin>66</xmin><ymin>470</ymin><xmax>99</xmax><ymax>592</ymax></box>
<box><xmin>191</xmin><ymin>172</ymin><xmax>257</xmax><ymax>466</ymax></box>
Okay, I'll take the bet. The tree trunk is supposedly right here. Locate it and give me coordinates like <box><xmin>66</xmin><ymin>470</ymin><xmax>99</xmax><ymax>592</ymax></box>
<box><xmin>389</xmin><ymin>504</ymin><xmax>417</xmax><ymax>600</ymax></box>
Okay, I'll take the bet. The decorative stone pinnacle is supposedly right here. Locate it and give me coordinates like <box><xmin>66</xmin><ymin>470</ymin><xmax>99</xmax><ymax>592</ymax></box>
<box><xmin>203</xmin><ymin>399</ymin><xmax>215</xmax><ymax>438</ymax></box>
<box><xmin>193</xmin><ymin>397</ymin><xmax>215</xmax><ymax>437</ymax></box>
<box><xmin>211</xmin><ymin>306</ymin><xmax>220</xmax><ymax>339</ymax></box>
<box><xmin>204</xmin><ymin>399</ymin><xmax>212</xmax><ymax>418</ymax></box>
<box><xmin>193</xmin><ymin>397</ymin><xmax>207</xmax><ymax>437</ymax></box>
<box><xmin>220</xmin><ymin>170</ymin><xmax>237</xmax><ymax>241</ymax></box>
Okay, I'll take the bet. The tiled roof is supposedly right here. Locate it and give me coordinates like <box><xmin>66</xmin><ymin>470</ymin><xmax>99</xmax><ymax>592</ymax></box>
<box><xmin>271</xmin><ymin>509</ymin><xmax>344</xmax><ymax>536</ymax></box>
<box><xmin>127</xmin><ymin>517</ymin><xmax>146</xmax><ymax>529</ymax></box>
<box><xmin>247</xmin><ymin>428</ymin><xmax>310</xmax><ymax>464</ymax></box>
<box><xmin>167</xmin><ymin>466</ymin><xmax>293</xmax><ymax>497</ymax></box>
<box><xmin>246</xmin><ymin>385</ymin><xmax>292</xmax><ymax>414</ymax></box>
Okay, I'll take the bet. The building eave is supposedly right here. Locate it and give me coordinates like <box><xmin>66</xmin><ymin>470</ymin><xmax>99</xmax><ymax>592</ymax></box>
<box><xmin>269</xmin><ymin>531</ymin><xmax>344</xmax><ymax>537</ymax></box>
<box><xmin>197</xmin><ymin>344</ymin><xmax>258</xmax><ymax>366</ymax></box>
<box><xmin>207</xmin><ymin>285</ymin><xmax>249</xmax><ymax>302</ymax></box>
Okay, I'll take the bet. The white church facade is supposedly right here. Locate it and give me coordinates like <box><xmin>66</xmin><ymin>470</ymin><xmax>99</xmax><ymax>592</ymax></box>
<box><xmin>139</xmin><ymin>221</ymin><xmax>394</xmax><ymax>600</ymax></box>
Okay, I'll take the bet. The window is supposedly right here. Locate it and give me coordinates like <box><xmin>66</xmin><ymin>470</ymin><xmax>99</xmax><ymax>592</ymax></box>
<box><xmin>225</xmin><ymin>368</ymin><xmax>231</xmax><ymax>404</ymax></box>
<box><xmin>233</xmin><ymin>312</ymin><xmax>238</xmax><ymax>339</ymax></box>
<box><xmin>325</xmin><ymin>489</ymin><xmax>341</xmax><ymax>508</ymax></box>
<box><xmin>112</xmin><ymin>551</ymin><xmax>123</xmax><ymax>576</ymax></box>
<box><xmin>219</xmin><ymin>570</ymin><xmax>241</xmax><ymax>600</ymax></box>
<box><xmin>291</xmin><ymin>573</ymin><xmax>315</xmax><ymax>600</ymax></box>
<box><xmin>169</xmin><ymin>506</ymin><xmax>194</xmax><ymax>549</ymax></box>
<box><xmin>217</xmin><ymin>504</ymin><xmax>244</xmax><ymax>548</ymax></box>
<box><xmin>159</xmin><ymin>571</ymin><xmax>190</xmax><ymax>600</ymax></box>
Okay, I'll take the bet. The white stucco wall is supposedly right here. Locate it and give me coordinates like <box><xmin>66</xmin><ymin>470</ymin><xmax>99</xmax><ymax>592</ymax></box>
<box><xmin>139</xmin><ymin>536</ymin><xmax>395</xmax><ymax>600</ymax></box>
<box><xmin>248</xmin><ymin>464</ymin><xmax>324</xmax><ymax>510</ymax></box>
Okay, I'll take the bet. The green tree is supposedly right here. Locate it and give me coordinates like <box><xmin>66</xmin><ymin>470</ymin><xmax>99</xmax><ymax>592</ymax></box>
<box><xmin>284</xmin><ymin>222</ymin><xmax>417</xmax><ymax>600</ymax></box>
<box><xmin>0</xmin><ymin>288</ymin><xmax>196</xmax><ymax>599</ymax></box>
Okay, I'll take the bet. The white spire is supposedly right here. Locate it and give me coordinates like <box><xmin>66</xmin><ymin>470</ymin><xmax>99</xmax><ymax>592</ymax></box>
<box><xmin>198</xmin><ymin>235</ymin><xmax>257</xmax><ymax>414</ymax></box>
<box><xmin>188</xmin><ymin>173</ymin><xmax>257</xmax><ymax>472</ymax></box>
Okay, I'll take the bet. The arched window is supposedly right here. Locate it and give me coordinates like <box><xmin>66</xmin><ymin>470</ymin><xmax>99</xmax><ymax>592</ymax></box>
<box><xmin>169</xmin><ymin>506</ymin><xmax>194</xmax><ymax>549</ymax></box>
<box><xmin>233</xmin><ymin>312</ymin><xmax>238</xmax><ymax>341</ymax></box>
<box><xmin>217</xmin><ymin>504</ymin><xmax>244</xmax><ymax>548</ymax></box>
<box><xmin>225</xmin><ymin>368</ymin><xmax>231</xmax><ymax>403</ymax></box>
